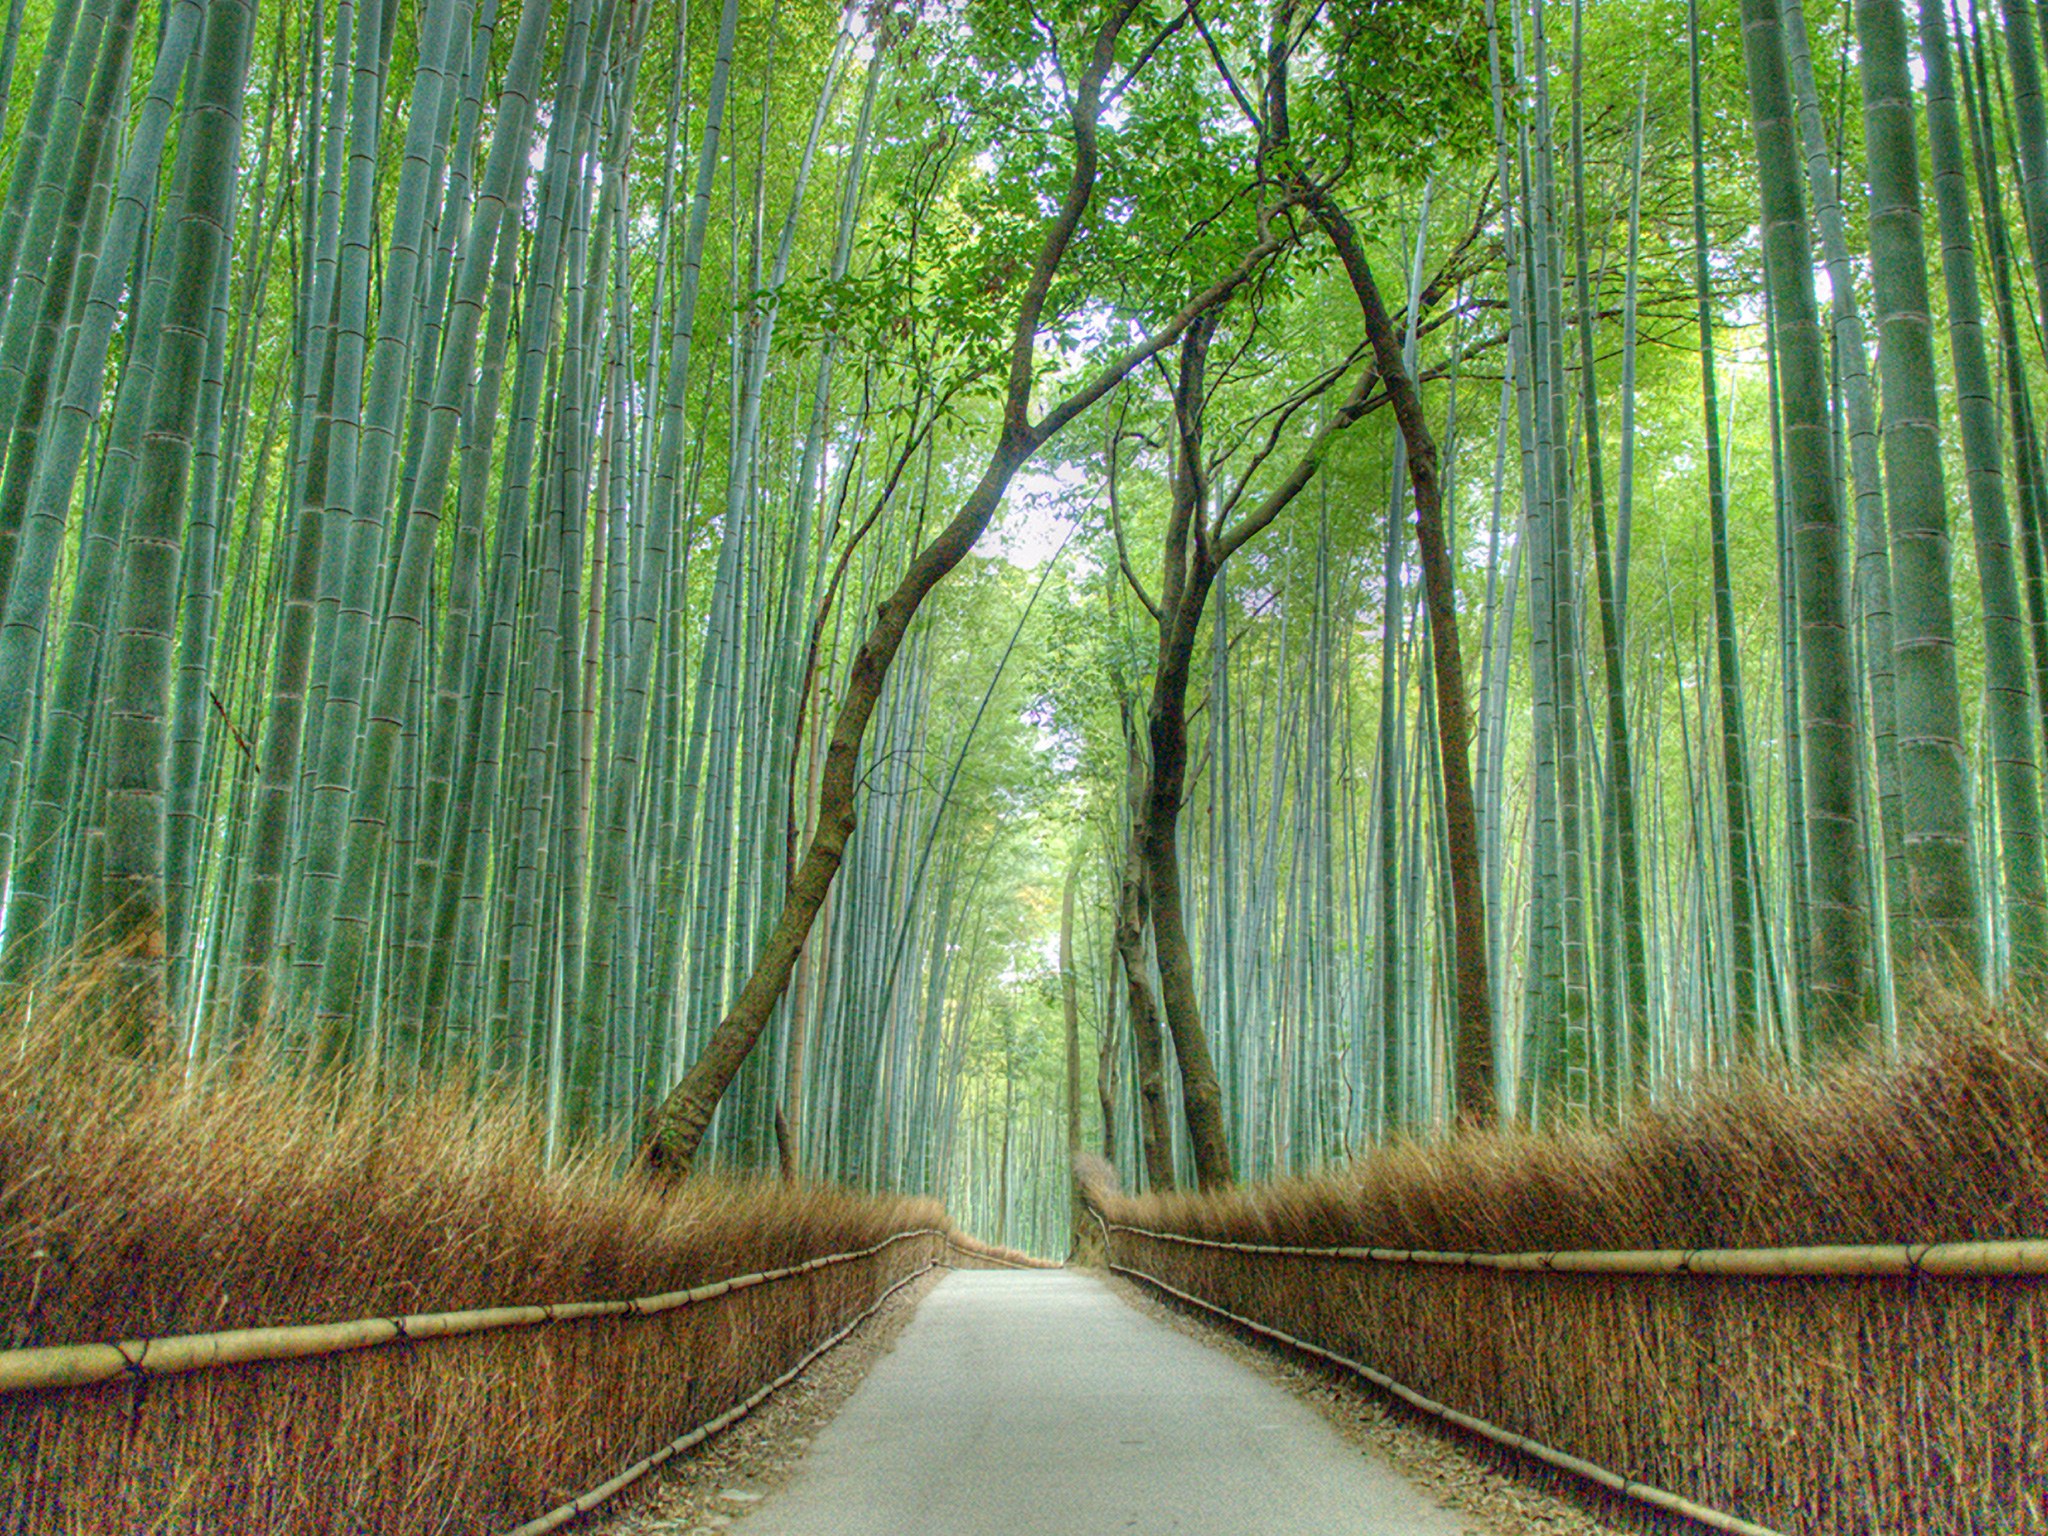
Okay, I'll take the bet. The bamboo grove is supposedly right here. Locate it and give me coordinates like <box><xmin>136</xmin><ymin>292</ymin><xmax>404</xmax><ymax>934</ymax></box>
<box><xmin>0</xmin><ymin>0</ymin><xmax>2044</xmax><ymax>1227</ymax></box>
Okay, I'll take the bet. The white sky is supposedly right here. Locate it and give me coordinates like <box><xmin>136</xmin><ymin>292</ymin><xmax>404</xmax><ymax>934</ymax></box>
<box><xmin>988</xmin><ymin>464</ymin><xmax>1088</xmax><ymax>567</ymax></box>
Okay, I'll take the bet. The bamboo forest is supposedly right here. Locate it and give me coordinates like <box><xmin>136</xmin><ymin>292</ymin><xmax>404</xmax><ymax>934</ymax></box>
<box><xmin>0</xmin><ymin>0</ymin><xmax>2041</xmax><ymax>1257</ymax></box>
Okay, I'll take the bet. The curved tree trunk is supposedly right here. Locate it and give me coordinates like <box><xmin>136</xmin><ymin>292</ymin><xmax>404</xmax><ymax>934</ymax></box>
<box><xmin>639</xmin><ymin>0</ymin><xmax>1292</xmax><ymax>1175</ymax></box>
<box><xmin>1309</xmin><ymin>194</ymin><xmax>1496</xmax><ymax>1125</ymax></box>
<box><xmin>1139</xmin><ymin>315</ymin><xmax>1234</xmax><ymax>1190</ymax></box>
<box><xmin>1114</xmin><ymin>709</ymin><xmax>1174</xmax><ymax>1191</ymax></box>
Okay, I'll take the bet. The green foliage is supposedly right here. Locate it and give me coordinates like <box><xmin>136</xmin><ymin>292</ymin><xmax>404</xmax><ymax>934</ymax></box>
<box><xmin>0</xmin><ymin>0</ymin><xmax>2039</xmax><ymax>1237</ymax></box>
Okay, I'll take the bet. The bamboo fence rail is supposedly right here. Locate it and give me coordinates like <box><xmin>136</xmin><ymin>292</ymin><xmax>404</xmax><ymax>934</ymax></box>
<box><xmin>0</xmin><ymin>1227</ymin><xmax>946</xmax><ymax>1395</ymax></box>
<box><xmin>1095</xmin><ymin>1212</ymin><xmax>2047</xmax><ymax>1536</ymax></box>
<box><xmin>1098</xmin><ymin>1219</ymin><xmax>2048</xmax><ymax>1277</ymax></box>
<box><xmin>943</xmin><ymin>1233</ymin><xmax>1062</xmax><ymax>1269</ymax></box>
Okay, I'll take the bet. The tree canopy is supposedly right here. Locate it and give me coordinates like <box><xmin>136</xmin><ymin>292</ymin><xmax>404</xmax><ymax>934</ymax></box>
<box><xmin>0</xmin><ymin>0</ymin><xmax>2037</xmax><ymax>1242</ymax></box>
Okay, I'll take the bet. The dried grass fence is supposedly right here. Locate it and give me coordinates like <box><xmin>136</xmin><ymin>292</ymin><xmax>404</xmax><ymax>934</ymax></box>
<box><xmin>0</xmin><ymin>1010</ymin><xmax>953</xmax><ymax>1534</ymax></box>
<box><xmin>1092</xmin><ymin>1013</ymin><xmax>2048</xmax><ymax>1536</ymax></box>
<box><xmin>0</xmin><ymin>1224</ymin><xmax>944</xmax><ymax>1535</ymax></box>
<box><xmin>942</xmin><ymin>1232</ymin><xmax>1063</xmax><ymax>1270</ymax></box>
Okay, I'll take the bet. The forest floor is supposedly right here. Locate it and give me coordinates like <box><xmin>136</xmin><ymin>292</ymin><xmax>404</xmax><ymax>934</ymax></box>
<box><xmin>586</xmin><ymin>1265</ymin><xmax>1674</xmax><ymax>1536</ymax></box>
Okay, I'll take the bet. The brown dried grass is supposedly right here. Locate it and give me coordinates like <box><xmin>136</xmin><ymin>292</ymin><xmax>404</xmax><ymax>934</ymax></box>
<box><xmin>0</xmin><ymin>995</ymin><xmax>945</xmax><ymax>1533</ymax></box>
<box><xmin>1102</xmin><ymin>1003</ymin><xmax>2048</xmax><ymax>1254</ymax></box>
<box><xmin>1097</xmin><ymin>1003</ymin><xmax>2048</xmax><ymax>1536</ymax></box>
<box><xmin>943</xmin><ymin>1231</ymin><xmax>1061</xmax><ymax>1269</ymax></box>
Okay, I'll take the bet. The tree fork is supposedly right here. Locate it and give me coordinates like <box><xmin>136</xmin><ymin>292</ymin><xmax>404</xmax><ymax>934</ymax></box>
<box><xmin>639</xmin><ymin>0</ymin><xmax>1292</xmax><ymax>1177</ymax></box>
<box><xmin>1141</xmin><ymin>314</ymin><xmax>1236</xmax><ymax>1188</ymax></box>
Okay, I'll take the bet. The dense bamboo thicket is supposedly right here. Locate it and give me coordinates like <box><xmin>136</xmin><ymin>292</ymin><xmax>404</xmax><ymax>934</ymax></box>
<box><xmin>0</xmin><ymin>0</ymin><xmax>2039</xmax><ymax>1282</ymax></box>
<box><xmin>1012</xmin><ymin>0</ymin><xmax>2048</xmax><ymax>1221</ymax></box>
<box><xmin>1092</xmin><ymin>1004</ymin><xmax>2048</xmax><ymax>1534</ymax></box>
<box><xmin>0</xmin><ymin>1008</ymin><xmax>943</xmax><ymax>1531</ymax></box>
<box><xmin>0</xmin><ymin>0</ymin><xmax>1136</xmax><ymax>1197</ymax></box>
<box><xmin>943</xmin><ymin>1230</ymin><xmax>1061</xmax><ymax>1269</ymax></box>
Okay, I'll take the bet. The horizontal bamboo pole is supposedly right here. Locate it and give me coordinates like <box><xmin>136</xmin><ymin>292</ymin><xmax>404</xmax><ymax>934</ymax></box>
<box><xmin>1100</xmin><ymin>1220</ymin><xmax>2048</xmax><ymax>1278</ymax></box>
<box><xmin>0</xmin><ymin>1228</ymin><xmax>946</xmax><ymax>1397</ymax></box>
<box><xmin>502</xmin><ymin>1251</ymin><xmax>941</xmax><ymax>1536</ymax></box>
<box><xmin>1109</xmin><ymin>1256</ymin><xmax>1788</xmax><ymax>1536</ymax></box>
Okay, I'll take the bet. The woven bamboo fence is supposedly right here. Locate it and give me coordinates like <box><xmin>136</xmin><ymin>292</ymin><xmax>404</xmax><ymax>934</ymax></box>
<box><xmin>1100</xmin><ymin>1218</ymin><xmax>2046</xmax><ymax>1536</ymax></box>
<box><xmin>0</xmin><ymin>1226</ymin><xmax>945</xmax><ymax>1534</ymax></box>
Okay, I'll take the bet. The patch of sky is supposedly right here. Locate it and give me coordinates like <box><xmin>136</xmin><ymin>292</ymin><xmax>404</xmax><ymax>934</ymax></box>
<box><xmin>994</xmin><ymin>463</ymin><xmax>1088</xmax><ymax>567</ymax></box>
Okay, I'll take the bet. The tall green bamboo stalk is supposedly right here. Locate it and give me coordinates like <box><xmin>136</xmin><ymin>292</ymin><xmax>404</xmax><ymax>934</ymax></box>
<box><xmin>1739</xmin><ymin>0</ymin><xmax>1871</xmax><ymax>1038</ymax></box>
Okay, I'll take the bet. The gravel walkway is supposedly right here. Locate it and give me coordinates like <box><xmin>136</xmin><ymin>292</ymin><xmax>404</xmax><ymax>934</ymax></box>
<box><xmin>714</xmin><ymin>1268</ymin><xmax>1484</xmax><ymax>1535</ymax></box>
<box><xmin>587</xmin><ymin>1264</ymin><xmax>1668</xmax><ymax>1536</ymax></box>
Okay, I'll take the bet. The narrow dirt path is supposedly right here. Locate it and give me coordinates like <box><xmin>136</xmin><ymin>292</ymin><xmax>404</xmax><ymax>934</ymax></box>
<box><xmin>597</xmin><ymin>1265</ymin><xmax>1646</xmax><ymax>1536</ymax></box>
<box><xmin>722</xmin><ymin>1269</ymin><xmax>1493</xmax><ymax>1536</ymax></box>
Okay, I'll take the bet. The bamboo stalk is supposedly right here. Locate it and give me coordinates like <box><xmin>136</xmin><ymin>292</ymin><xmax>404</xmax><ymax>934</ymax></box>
<box><xmin>0</xmin><ymin>1229</ymin><xmax>944</xmax><ymax>1396</ymax></box>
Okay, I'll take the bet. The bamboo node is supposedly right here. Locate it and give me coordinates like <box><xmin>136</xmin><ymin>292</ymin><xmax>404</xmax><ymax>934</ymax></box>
<box><xmin>114</xmin><ymin>1343</ymin><xmax>149</xmax><ymax>1383</ymax></box>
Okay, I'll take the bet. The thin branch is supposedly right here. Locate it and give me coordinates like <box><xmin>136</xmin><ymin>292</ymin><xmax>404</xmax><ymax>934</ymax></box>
<box><xmin>1190</xmin><ymin>1</ymin><xmax>1264</xmax><ymax>137</ymax></box>
<box><xmin>1107</xmin><ymin>405</ymin><xmax>1163</xmax><ymax>621</ymax></box>
<box><xmin>1214</xmin><ymin>360</ymin><xmax>1375</xmax><ymax>563</ymax></box>
<box><xmin>1031</xmin><ymin>201</ymin><xmax>1303</xmax><ymax>445</ymax></box>
<box><xmin>1108</xmin><ymin>5</ymin><xmax>1193</xmax><ymax>108</ymax></box>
